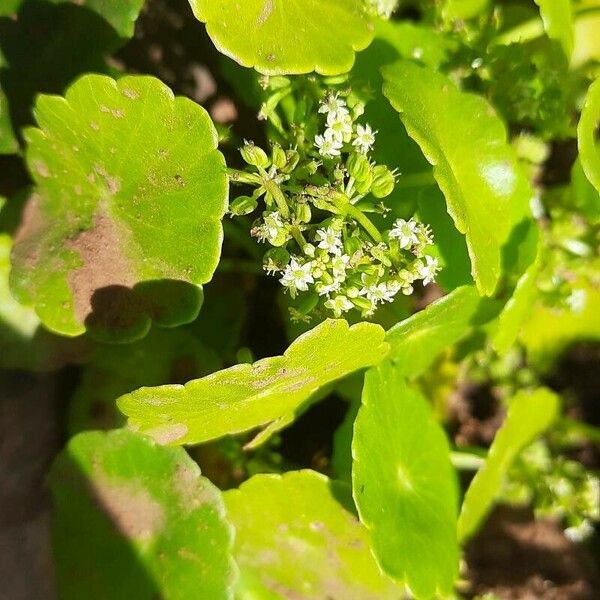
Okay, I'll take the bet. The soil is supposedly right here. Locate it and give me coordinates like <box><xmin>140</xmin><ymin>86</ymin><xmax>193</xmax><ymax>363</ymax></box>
<box><xmin>0</xmin><ymin>1</ymin><xmax>598</xmax><ymax>599</ymax></box>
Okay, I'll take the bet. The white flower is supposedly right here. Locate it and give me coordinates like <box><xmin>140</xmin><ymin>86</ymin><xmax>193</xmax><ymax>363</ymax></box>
<box><xmin>280</xmin><ymin>258</ymin><xmax>314</xmax><ymax>296</ymax></box>
<box><xmin>317</xmin><ymin>280</ymin><xmax>341</xmax><ymax>296</ymax></box>
<box><xmin>326</xmin><ymin>111</ymin><xmax>353</xmax><ymax>143</ymax></box>
<box><xmin>361</xmin><ymin>282</ymin><xmax>390</xmax><ymax>305</ymax></box>
<box><xmin>566</xmin><ymin>289</ymin><xmax>586</xmax><ymax>313</ymax></box>
<box><xmin>367</xmin><ymin>0</ymin><xmax>399</xmax><ymax>18</ymax></box>
<box><xmin>352</xmin><ymin>124</ymin><xmax>376</xmax><ymax>154</ymax></box>
<box><xmin>318</xmin><ymin>92</ymin><xmax>349</xmax><ymax>119</ymax></box>
<box><xmin>416</xmin><ymin>255</ymin><xmax>440</xmax><ymax>286</ymax></box>
<box><xmin>386</xmin><ymin>280</ymin><xmax>402</xmax><ymax>298</ymax></box>
<box><xmin>315</xmin><ymin>227</ymin><xmax>343</xmax><ymax>256</ymax></box>
<box><xmin>315</xmin><ymin>130</ymin><xmax>343</xmax><ymax>158</ymax></box>
<box><xmin>324</xmin><ymin>294</ymin><xmax>353</xmax><ymax>317</ymax></box>
<box><xmin>389</xmin><ymin>218</ymin><xmax>419</xmax><ymax>249</ymax></box>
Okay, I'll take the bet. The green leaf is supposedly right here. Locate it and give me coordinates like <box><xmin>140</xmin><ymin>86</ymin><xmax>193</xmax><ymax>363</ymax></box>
<box><xmin>0</xmin><ymin>0</ymin><xmax>22</xmax><ymax>17</ymax></box>
<box><xmin>118</xmin><ymin>319</ymin><xmax>388</xmax><ymax>446</ymax></box>
<box><xmin>68</xmin><ymin>328</ymin><xmax>221</xmax><ymax>435</ymax></box>
<box><xmin>10</xmin><ymin>74</ymin><xmax>228</xmax><ymax>341</ymax></box>
<box><xmin>520</xmin><ymin>280</ymin><xmax>600</xmax><ymax>372</ymax></box>
<box><xmin>458</xmin><ymin>387</ymin><xmax>560</xmax><ymax>542</ymax></box>
<box><xmin>578</xmin><ymin>77</ymin><xmax>600</xmax><ymax>195</ymax></box>
<box><xmin>352</xmin><ymin>362</ymin><xmax>459</xmax><ymax>597</ymax></box>
<box><xmin>386</xmin><ymin>286</ymin><xmax>501</xmax><ymax>377</ymax></box>
<box><xmin>224</xmin><ymin>470</ymin><xmax>402</xmax><ymax>599</ymax></box>
<box><xmin>492</xmin><ymin>234</ymin><xmax>542</xmax><ymax>355</ymax></box>
<box><xmin>442</xmin><ymin>0</ymin><xmax>489</xmax><ymax>21</ymax></box>
<box><xmin>0</xmin><ymin>82</ymin><xmax>18</xmax><ymax>154</ymax></box>
<box><xmin>49</xmin><ymin>429</ymin><xmax>236</xmax><ymax>599</ymax></box>
<box><xmin>571</xmin><ymin>158</ymin><xmax>600</xmax><ymax>224</ymax></box>
<box><xmin>573</xmin><ymin>7</ymin><xmax>600</xmax><ymax>67</ymax></box>
<box><xmin>188</xmin><ymin>0</ymin><xmax>374</xmax><ymax>75</ymax></box>
<box><xmin>47</xmin><ymin>0</ymin><xmax>145</xmax><ymax>38</ymax></box>
<box><xmin>533</xmin><ymin>0</ymin><xmax>574</xmax><ymax>58</ymax></box>
<box><xmin>382</xmin><ymin>60</ymin><xmax>533</xmax><ymax>296</ymax></box>
<box><xmin>0</xmin><ymin>197</ymin><xmax>91</xmax><ymax>371</ymax></box>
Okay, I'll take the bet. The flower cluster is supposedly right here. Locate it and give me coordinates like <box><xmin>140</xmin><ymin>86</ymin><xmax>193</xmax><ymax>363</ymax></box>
<box><xmin>366</xmin><ymin>0</ymin><xmax>399</xmax><ymax>18</ymax></box>
<box><xmin>230</xmin><ymin>89</ymin><xmax>440</xmax><ymax>320</ymax></box>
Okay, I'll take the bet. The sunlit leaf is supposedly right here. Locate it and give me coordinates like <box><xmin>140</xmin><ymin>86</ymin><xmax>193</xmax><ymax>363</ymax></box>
<box><xmin>49</xmin><ymin>429</ymin><xmax>237</xmax><ymax>599</ymax></box>
<box><xmin>520</xmin><ymin>280</ymin><xmax>600</xmax><ymax>372</ymax></box>
<box><xmin>188</xmin><ymin>0</ymin><xmax>374</xmax><ymax>75</ymax></box>
<box><xmin>118</xmin><ymin>319</ymin><xmax>388</xmax><ymax>446</ymax></box>
<box><xmin>578</xmin><ymin>77</ymin><xmax>600</xmax><ymax>195</ymax></box>
<box><xmin>10</xmin><ymin>74</ymin><xmax>228</xmax><ymax>341</ymax></box>
<box><xmin>352</xmin><ymin>362</ymin><xmax>459</xmax><ymax>598</ymax></box>
<box><xmin>458</xmin><ymin>387</ymin><xmax>560</xmax><ymax>542</ymax></box>
<box><xmin>225</xmin><ymin>470</ymin><xmax>402</xmax><ymax>599</ymax></box>
<box><xmin>68</xmin><ymin>328</ymin><xmax>221</xmax><ymax>435</ymax></box>
<box><xmin>533</xmin><ymin>0</ymin><xmax>574</xmax><ymax>58</ymax></box>
<box><xmin>382</xmin><ymin>60</ymin><xmax>534</xmax><ymax>296</ymax></box>
<box><xmin>385</xmin><ymin>286</ymin><xmax>501</xmax><ymax>377</ymax></box>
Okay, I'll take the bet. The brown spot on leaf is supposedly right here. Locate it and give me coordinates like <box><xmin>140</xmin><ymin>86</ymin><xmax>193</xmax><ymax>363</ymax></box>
<box><xmin>33</xmin><ymin>161</ymin><xmax>50</xmax><ymax>178</ymax></box>
<box><xmin>92</xmin><ymin>479</ymin><xmax>164</xmax><ymax>540</ymax></box>
<box><xmin>12</xmin><ymin>194</ymin><xmax>45</xmax><ymax>268</ymax></box>
<box><xmin>65</xmin><ymin>209</ymin><xmax>134</xmax><ymax>323</ymax></box>
<box><xmin>122</xmin><ymin>88</ymin><xmax>139</xmax><ymax>100</ymax></box>
<box><xmin>147</xmin><ymin>423</ymin><xmax>189</xmax><ymax>445</ymax></box>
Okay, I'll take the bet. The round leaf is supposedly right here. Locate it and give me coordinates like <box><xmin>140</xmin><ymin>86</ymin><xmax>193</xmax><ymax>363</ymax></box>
<box><xmin>382</xmin><ymin>60</ymin><xmax>533</xmax><ymax>296</ymax></box>
<box><xmin>225</xmin><ymin>470</ymin><xmax>402</xmax><ymax>599</ymax></box>
<box><xmin>118</xmin><ymin>319</ymin><xmax>389</xmax><ymax>446</ymax></box>
<box><xmin>578</xmin><ymin>77</ymin><xmax>600</xmax><ymax>195</ymax></box>
<box><xmin>10</xmin><ymin>74</ymin><xmax>228</xmax><ymax>341</ymax></box>
<box><xmin>49</xmin><ymin>429</ymin><xmax>236</xmax><ymax>599</ymax></box>
<box><xmin>188</xmin><ymin>0</ymin><xmax>374</xmax><ymax>75</ymax></box>
<box><xmin>352</xmin><ymin>362</ymin><xmax>460</xmax><ymax>598</ymax></box>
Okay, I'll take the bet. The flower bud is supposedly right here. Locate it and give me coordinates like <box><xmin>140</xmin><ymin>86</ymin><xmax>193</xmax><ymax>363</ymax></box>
<box><xmin>271</xmin><ymin>144</ymin><xmax>287</xmax><ymax>169</ymax></box>
<box><xmin>355</xmin><ymin>169</ymin><xmax>374</xmax><ymax>195</ymax></box>
<box><xmin>371</xmin><ymin>165</ymin><xmax>395</xmax><ymax>198</ymax></box>
<box><xmin>295</xmin><ymin>160</ymin><xmax>319</xmax><ymax>179</ymax></box>
<box><xmin>229</xmin><ymin>195</ymin><xmax>258</xmax><ymax>216</ymax></box>
<box><xmin>296</xmin><ymin>202</ymin><xmax>312</xmax><ymax>223</ymax></box>
<box><xmin>344</xmin><ymin>236</ymin><xmax>363</xmax><ymax>256</ymax></box>
<box><xmin>281</xmin><ymin>149</ymin><xmax>300</xmax><ymax>173</ymax></box>
<box><xmin>351</xmin><ymin>102</ymin><xmax>365</xmax><ymax>120</ymax></box>
<box><xmin>351</xmin><ymin>296</ymin><xmax>373</xmax><ymax>311</ymax></box>
<box><xmin>347</xmin><ymin>153</ymin><xmax>372</xmax><ymax>182</ymax></box>
<box><xmin>241</xmin><ymin>142</ymin><xmax>270</xmax><ymax>168</ymax></box>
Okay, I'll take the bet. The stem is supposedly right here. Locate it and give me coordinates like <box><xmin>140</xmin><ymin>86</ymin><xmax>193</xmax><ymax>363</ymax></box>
<box><xmin>345</xmin><ymin>176</ymin><xmax>355</xmax><ymax>197</ymax></box>
<box><xmin>395</xmin><ymin>171</ymin><xmax>437</xmax><ymax>189</ymax></box>
<box><xmin>492</xmin><ymin>17</ymin><xmax>545</xmax><ymax>47</ymax></box>
<box><xmin>227</xmin><ymin>168</ymin><xmax>262</xmax><ymax>185</ymax></box>
<box><xmin>263</xmin><ymin>180</ymin><xmax>290</xmax><ymax>218</ymax></box>
<box><xmin>290</xmin><ymin>226</ymin><xmax>307</xmax><ymax>249</ymax></box>
<box><xmin>561</xmin><ymin>418</ymin><xmax>600</xmax><ymax>445</ymax></box>
<box><xmin>345</xmin><ymin>204</ymin><xmax>383</xmax><ymax>243</ymax></box>
<box><xmin>451</xmin><ymin>451</ymin><xmax>486</xmax><ymax>471</ymax></box>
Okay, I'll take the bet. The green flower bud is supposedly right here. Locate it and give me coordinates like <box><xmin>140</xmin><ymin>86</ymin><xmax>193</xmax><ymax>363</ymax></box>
<box><xmin>241</xmin><ymin>142</ymin><xmax>270</xmax><ymax>168</ymax></box>
<box><xmin>371</xmin><ymin>165</ymin><xmax>395</xmax><ymax>198</ymax></box>
<box><xmin>229</xmin><ymin>195</ymin><xmax>258</xmax><ymax>216</ymax></box>
<box><xmin>346</xmin><ymin>286</ymin><xmax>360</xmax><ymax>298</ymax></box>
<box><xmin>347</xmin><ymin>153</ymin><xmax>372</xmax><ymax>182</ymax></box>
<box><xmin>271</xmin><ymin>144</ymin><xmax>287</xmax><ymax>169</ymax></box>
<box><xmin>295</xmin><ymin>160</ymin><xmax>319</xmax><ymax>179</ymax></box>
<box><xmin>355</xmin><ymin>169</ymin><xmax>374</xmax><ymax>195</ymax></box>
<box><xmin>282</xmin><ymin>149</ymin><xmax>300</xmax><ymax>174</ymax></box>
<box><xmin>351</xmin><ymin>102</ymin><xmax>365</xmax><ymax>120</ymax></box>
<box><xmin>267</xmin><ymin>76</ymin><xmax>291</xmax><ymax>90</ymax></box>
<box><xmin>296</xmin><ymin>202</ymin><xmax>312</xmax><ymax>223</ymax></box>
<box><xmin>344</xmin><ymin>236</ymin><xmax>363</xmax><ymax>256</ymax></box>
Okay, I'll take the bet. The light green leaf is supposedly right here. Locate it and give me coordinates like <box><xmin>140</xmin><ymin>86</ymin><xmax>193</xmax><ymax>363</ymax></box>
<box><xmin>571</xmin><ymin>158</ymin><xmax>600</xmax><ymax>224</ymax></box>
<box><xmin>458</xmin><ymin>387</ymin><xmax>560</xmax><ymax>542</ymax></box>
<box><xmin>47</xmin><ymin>0</ymin><xmax>145</xmax><ymax>38</ymax></box>
<box><xmin>442</xmin><ymin>0</ymin><xmax>489</xmax><ymax>21</ymax></box>
<box><xmin>352</xmin><ymin>362</ymin><xmax>459</xmax><ymax>598</ymax></box>
<box><xmin>0</xmin><ymin>0</ymin><xmax>22</xmax><ymax>17</ymax></box>
<box><xmin>0</xmin><ymin>82</ymin><xmax>18</xmax><ymax>154</ymax></box>
<box><xmin>492</xmin><ymin>234</ymin><xmax>542</xmax><ymax>355</ymax></box>
<box><xmin>382</xmin><ymin>60</ymin><xmax>533</xmax><ymax>296</ymax></box>
<box><xmin>225</xmin><ymin>470</ymin><xmax>402</xmax><ymax>599</ymax></box>
<box><xmin>520</xmin><ymin>280</ymin><xmax>600</xmax><ymax>372</ymax></box>
<box><xmin>188</xmin><ymin>0</ymin><xmax>374</xmax><ymax>75</ymax></box>
<box><xmin>68</xmin><ymin>328</ymin><xmax>221</xmax><ymax>435</ymax></box>
<box><xmin>49</xmin><ymin>429</ymin><xmax>236</xmax><ymax>600</ymax></box>
<box><xmin>119</xmin><ymin>319</ymin><xmax>389</xmax><ymax>446</ymax></box>
<box><xmin>578</xmin><ymin>77</ymin><xmax>600</xmax><ymax>195</ymax></box>
<box><xmin>10</xmin><ymin>74</ymin><xmax>228</xmax><ymax>341</ymax></box>
<box><xmin>533</xmin><ymin>0</ymin><xmax>574</xmax><ymax>58</ymax></box>
<box><xmin>386</xmin><ymin>286</ymin><xmax>501</xmax><ymax>377</ymax></box>
<box><xmin>572</xmin><ymin>6</ymin><xmax>600</xmax><ymax>67</ymax></box>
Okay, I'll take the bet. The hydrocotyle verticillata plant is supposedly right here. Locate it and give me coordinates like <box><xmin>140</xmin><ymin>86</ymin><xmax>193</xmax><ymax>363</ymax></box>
<box><xmin>1</xmin><ymin>0</ymin><xmax>599</xmax><ymax>598</ymax></box>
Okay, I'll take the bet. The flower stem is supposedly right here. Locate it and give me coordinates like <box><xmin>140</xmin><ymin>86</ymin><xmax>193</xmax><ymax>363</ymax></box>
<box><xmin>263</xmin><ymin>180</ymin><xmax>290</xmax><ymax>218</ymax></box>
